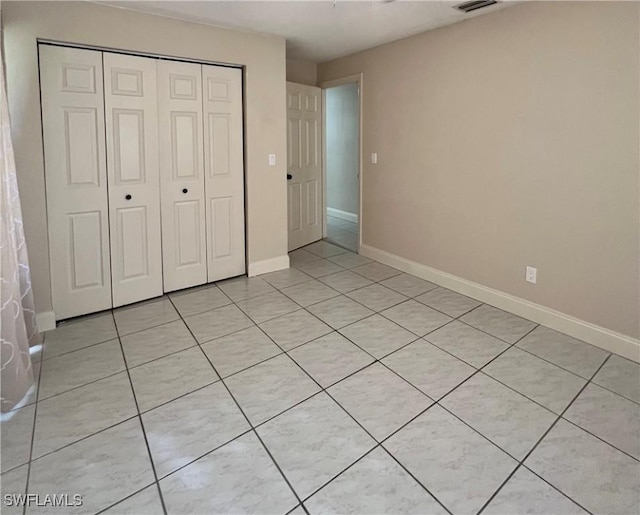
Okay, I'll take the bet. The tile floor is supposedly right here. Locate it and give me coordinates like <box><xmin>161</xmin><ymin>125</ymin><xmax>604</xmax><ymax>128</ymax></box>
<box><xmin>2</xmin><ymin>240</ymin><xmax>639</xmax><ymax>515</ymax></box>
<box><xmin>326</xmin><ymin>216</ymin><xmax>358</xmax><ymax>252</ymax></box>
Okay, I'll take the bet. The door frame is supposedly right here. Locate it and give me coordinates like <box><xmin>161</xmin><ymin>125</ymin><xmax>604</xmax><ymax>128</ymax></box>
<box><xmin>320</xmin><ymin>73</ymin><xmax>363</xmax><ymax>251</ymax></box>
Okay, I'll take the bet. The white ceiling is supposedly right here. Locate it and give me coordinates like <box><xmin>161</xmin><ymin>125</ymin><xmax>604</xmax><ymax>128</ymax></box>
<box><xmin>101</xmin><ymin>0</ymin><xmax>516</xmax><ymax>62</ymax></box>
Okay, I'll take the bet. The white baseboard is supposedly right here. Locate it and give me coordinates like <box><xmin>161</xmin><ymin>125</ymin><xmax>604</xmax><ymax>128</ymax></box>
<box><xmin>360</xmin><ymin>243</ymin><xmax>640</xmax><ymax>363</ymax></box>
<box><xmin>327</xmin><ymin>207</ymin><xmax>358</xmax><ymax>224</ymax></box>
<box><xmin>36</xmin><ymin>311</ymin><xmax>56</xmax><ymax>333</ymax></box>
<box><xmin>248</xmin><ymin>255</ymin><xmax>290</xmax><ymax>277</ymax></box>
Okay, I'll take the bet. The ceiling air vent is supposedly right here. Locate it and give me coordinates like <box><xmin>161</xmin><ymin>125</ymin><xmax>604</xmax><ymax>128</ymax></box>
<box><xmin>455</xmin><ymin>0</ymin><xmax>498</xmax><ymax>13</ymax></box>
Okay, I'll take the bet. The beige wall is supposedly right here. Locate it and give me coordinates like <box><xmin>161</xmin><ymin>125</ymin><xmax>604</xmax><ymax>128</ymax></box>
<box><xmin>3</xmin><ymin>1</ymin><xmax>288</xmax><ymax>315</ymax></box>
<box><xmin>326</xmin><ymin>83</ymin><xmax>360</xmax><ymax>215</ymax></box>
<box><xmin>319</xmin><ymin>1</ymin><xmax>640</xmax><ymax>339</ymax></box>
<box><xmin>286</xmin><ymin>58</ymin><xmax>317</xmax><ymax>86</ymax></box>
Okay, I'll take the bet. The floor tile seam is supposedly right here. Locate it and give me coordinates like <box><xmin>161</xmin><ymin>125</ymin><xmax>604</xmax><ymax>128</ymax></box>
<box><xmin>305</xmin><ymin>246</ymin><xmax>351</xmax><ymax>259</ymax></box>
<box><xmin>232</xmin><ymin>290</ymin><xmax>306</xmax><ymax>318</ymax></box>
<box><xmin>349</xmin><ymin>268</ymin><xmax>404</xmax><ymax>283</ymax></box>
<box><xmin>417</xmin><ymin>324</ymin><xmax>577</xmax><ymax>418</ymax></box>
<box><xmin>262</xmin><ymin>276</ymin><xmax>317</xmax><ymax>291</ymax></box>
<box><xmin>45</xmin><ymin>315</ymin><xmax>198</xmax><ymax>364</ymax></box>
<box><xmin>441</xmin><ymin>292</ymin><xmax>620</xmax><ymax>363</ymax></box>
<box><xmin>421</xmin><ymin>333</ymin><xmax>514</xmax><ymax>371</ymax></box>
<box><xmin>166</xmin><ymin>296</ymin><xmax>308</xmax><ymax>511</ymax></box>
<box><xmin>342</xmin><ymin>292</ymin><xmax>412</xmax><ymax>315</ymax></box>
<box><xmin>262</xmin><ymin>334</ymin><xmax>474</xmax><ymax>515</ymax></box>
<box><xmin>556</xmin><ymin>353</ymin><xmax>640</xmax><ymax>462</ymax></box>
<box><xmin>217</xmin><ymin>281</ymin><xmax>285</xmax><ymax>304</ymax></box>
<box><xmin>375</xmin><ymin>324</ymin><xmax>546</xmax><ymax>447</ymax></box>
<box><xmin>557</xmin><ymin>415</ymin><xmax>640</xmax><ymax>463</ymax></box>
<box><xmin>189</xmin><ymin>319</ymin><xmax>260</xmax><ymax>346</ymax></box>
<box><xmin>346</xmin><ymin>268</ymin><xmax>542</xmax><ymax>342</ymax></box>
<box><xmin>35</xmin><ymin>366</ymin><xmax>130</xmax><ymax>407</ymax></box>
<box><xmin>29</xmin><ymin>373</ymin><xmax>231</xmax><ymax>464</ymax></box>
<box><xmin>411</xmin><ymin>296</ymin><xmax>482</xmax><ymax>320</ymax></box>
<box><xmin>213</xmin><ymin>348</ymin><xmax>287</xmax><ymax>381</ymax></box>
<box><xmin>173</xmin><ymin>300</ymin><xmax>239</xmax><ymax>319</ymax></box>
<box><xmin>377</xmin><ymin>443</ymin><xmax>456</xmax><ymax>515</ymax></box>
<box><xmin>238</xmin><ymin>308</ymin><xmax>306</xmax><ymax>329</ymax></box>
<box><xmin>165</xmin><ymin>281</ymin><xmax>225</xmax><ymax>299</ymax></box>
<box><xmin>17</xmin><ymin>345</ymin><xmax>43</xmax><ymax>515</ymax></box>
<box><xmin>26</xmin><ymin>412</ymin><xmax>141</xmax><ymax>464</ymax></box>
<box><xmin>93</xmin><ymin>481</ymin><xmax>160</xmax><ymax>515</ymax></box>
<box><xmin>476</xmin><ymin>355</ymin><xmax>613</xmax><ymax>515</ymax></box>
<box><xmin>260</xmin><ymin>349</ymin><xmax>453</xmax><ymax>515</ymax></box>
<box><xmin>516</xmin><ymin>463</ymin><xmax>596</xmax><ymax>515</ymax></box>
<box><xmin>586</xmin><ymin>381</ymin><xmax>640</xmax><ymax>408</ymax></box>
<box><xmin>123</xmin><ymin>342</ymin><xmax>201</xmax><ymax>372</ymax></box>
<box><xmin>111</xmin><ymin>312</ymin><xmax>170</xmax><ymax>515</ymax></box>
<box><xmin>40</xmin><ymin>333</ymin><xmax>120</xmax><ymax>363</ymax></box>
<box><xmin>135</xmin><ymin>378</ymin><xmax>222</xmax><ymax>415</ymax></box>
<box><xmin>34</xmin><ymin>301</ymin><xmax>529</xmax><ymax>477</ymax></box>
<box><xmin>152</xmin><ymin>427</ymin><xmax>254</xmax><ymax>482</ymax></box>
<box><xmin>37</xmin><ymin>258</ymin><xmax>628</xmax><ymax>512</ymax></box>
<box><xmin>116</xmin><ymin>314</ymin><xmax>183</xmax><ymax>339</ymax></box>
<box><xmin>452</xmin><ymin>313</ymin><xmax>539</xmax><ymax>345</ymax></box>
<box><xmin>266</xmin><ymin>280</ymin><xmax>345</xmax><ymax>310</ymax></box>
<box><xmin>512</xmin><ymin>344</ymin><xmax>611</xmax><ymax>382</ymax></box>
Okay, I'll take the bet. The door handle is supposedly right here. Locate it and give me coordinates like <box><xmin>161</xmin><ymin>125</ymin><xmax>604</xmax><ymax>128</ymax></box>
<box><xmin>287</xmin><ymin>174</ymin><xmax>292</xmax><ymax>180</ymax></box>
<box><xmin>182</xmin><ymin>188</ymin><xmax>188</xmax><ymax>194</ymax></box>
<box><xmin>125</xmin><ymin>194</ymin><xmax>132</xmax><ymax>200</ymax></box>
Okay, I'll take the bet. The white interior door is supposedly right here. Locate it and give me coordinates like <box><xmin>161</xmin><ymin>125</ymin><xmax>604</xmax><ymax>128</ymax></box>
<box><xmin>104</xmin><ymin>53</ymin><xmax>163</xmax><ymax>307</ymax></box>
<box><xmin>286</xmin><ymin>81</ymin><xmax>323</xmax><ymax>251</ymax></box>
<box><xmin>202</xmin><ymin>65</ymin><xmax>245</xmax><ymax>282</ymax></box>
<box><xmin>39</xmin><ymin>45</ymin><xmax>112</xmax><ymax>320</ymax></box>
<box><xmin>158</xmin><ymin>60</ymin><xmax>207</xmax><ymax>292</ymax></box>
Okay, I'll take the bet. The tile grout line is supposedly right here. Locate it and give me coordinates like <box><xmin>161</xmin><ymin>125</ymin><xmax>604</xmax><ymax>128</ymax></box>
<box><xmin>164</xmin><ymin>295</ymin><xmax>311</xmax><ymax>515</ymax></box>
<box><xmin>250</xmin><ymin>329</ymin><xmax>454</xmax><ymax>515</ymax></box>
<box><xmin>20</xmin><ymin>344</ymin><xmax>44</xmax><ymax>515</ymax></box>
<box><xmin>28</xmin><ymin>246</ymin><xmax>636</xmax><ymax>514</ymax></box>
<box><xmin>170</xmin><ymin>281</ymin><xmax>455</xmax><ymax>513</ymax></box>
<box><xmin>288</xmin><ymin>256</ymin><xmax>628</xmax><ymax>398</ymax></box>
<box><xmin>293</xmin><ymin>249</ymin><xmax>625</xmax><ymax>366</ymax></box>
<box><xmin>475</xmin><ymin>353</ymin><xmax>613</xmax><ymax>515</ymax></box>
<box><xmin>110</xmin><ymin>311</ymin><xmax>169</xmax><ymax>515</ymax></box>
<box><xmin>231</xmin><ymin>287</ymin><xmax>462</xmax><ymax>513</ymax></box>
<box><xmin>26</xmin><ymin>288</ymin><xmax>632</xmax><ymax>512</ymax></box>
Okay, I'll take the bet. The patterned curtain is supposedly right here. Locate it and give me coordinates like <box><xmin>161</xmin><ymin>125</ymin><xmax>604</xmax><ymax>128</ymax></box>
<box><xmin>0</xmin><ymin>36</ymin><xmax>40</xmax><ymax>412</ymax></box>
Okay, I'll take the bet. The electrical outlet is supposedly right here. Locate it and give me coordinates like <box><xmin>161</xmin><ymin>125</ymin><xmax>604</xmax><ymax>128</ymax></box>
<box><xmin>371</xmin><ymin>152</ymin><xmax>378</xmax><ymax>165</ymax></box>
<box><xmin>525</xmin><ymin>266</ymin><xmax>537</xmax><ymax>284</ymax></box>
<box><xmin>268</xmin><ymin>154</ymin><xmax>276</xmax><ymax>166</ymax></box>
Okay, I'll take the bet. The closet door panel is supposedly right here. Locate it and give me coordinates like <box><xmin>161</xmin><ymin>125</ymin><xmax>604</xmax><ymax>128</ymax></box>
<box><xmin>158</xmin><ymin>60</ymin><xmax>206</xmax><ymax>292</ymax></box>
<box><xmin>39</xmin><ymin>45</ymin><xmax>112</xmax><ymax>320</ymax></box>
<box><xmin>202</xmin><ymin>66</ymin><xmax>245</xmax><ymax>282</ymax></box>
<box><xmin>104</xmin><ymin>53</ymin><xmax>162</xmax><ymax>307</ymax></box>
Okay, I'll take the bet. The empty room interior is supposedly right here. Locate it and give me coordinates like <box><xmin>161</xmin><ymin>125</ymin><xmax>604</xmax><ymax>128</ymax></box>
<box><xmin>1</xmin><ymin>1</ymin><xmax>639</xmax><ymax>514</ymax></box>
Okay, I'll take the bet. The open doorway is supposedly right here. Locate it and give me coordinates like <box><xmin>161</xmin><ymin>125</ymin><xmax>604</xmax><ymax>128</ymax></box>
<box><xmin>323</xmin><ymin>76</ymin><xmax>361</xmax><ymax>253</ymax></box>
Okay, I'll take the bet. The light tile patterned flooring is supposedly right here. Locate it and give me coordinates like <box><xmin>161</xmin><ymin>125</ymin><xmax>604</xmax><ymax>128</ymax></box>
<box><xmin>326</xmin><ymin>216</ymin><xmax>358</xmax><ymax>252</ymax></box>
<box><xmin>2</xmin><ymin>240</ymin><xmax>639</xmax><ymax>515</ymax></box>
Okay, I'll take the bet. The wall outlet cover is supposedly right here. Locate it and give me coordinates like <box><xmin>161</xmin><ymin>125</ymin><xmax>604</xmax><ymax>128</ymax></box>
<box><xmin>526</xmin><ymin>266</ymin><xmax>537</xmax><ymax>284</ymax></box>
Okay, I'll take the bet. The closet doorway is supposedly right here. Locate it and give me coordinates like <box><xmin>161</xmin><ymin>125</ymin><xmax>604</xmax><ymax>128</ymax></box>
<box><xmin>322</xmin><ymin>75</ymin><xmax>362</xmax><ymax>253</ymax></box>
<box><xmin>39</xmin><ymin>43</ymin><xmax>246</xmax><ymax>320</ymax></box>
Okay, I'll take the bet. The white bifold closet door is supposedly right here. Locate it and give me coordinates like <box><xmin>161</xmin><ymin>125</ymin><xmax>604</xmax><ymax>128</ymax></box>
<box><xmin>103</xmin><ymin>53</ymin><xmax>163</xmax><ymax>307</ymax></box>
<box><xmin>202</xmin><ymin>65</ymin><xmax>245</xmax><ymax>282</ymax></box>
<box><xmin>157</xmin><ymin>60</ymin><xmax>207</xmax><ymax>292</ymax></box>
<box><xmin>39</xmin><ymin>46</ymin><xmax>113</xmax><ymax>319</ymax></box>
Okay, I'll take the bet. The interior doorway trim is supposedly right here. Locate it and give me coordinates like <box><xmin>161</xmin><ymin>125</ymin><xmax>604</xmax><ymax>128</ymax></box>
<box><xmin>320</xmin><ymin>73</ymin><xmax>363</xmax><ymax>251</ymax></box>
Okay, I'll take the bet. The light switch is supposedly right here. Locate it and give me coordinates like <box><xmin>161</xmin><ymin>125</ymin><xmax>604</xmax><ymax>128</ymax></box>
<box><xmin>371</xmin><ymin>152</ymin><xmax>378</xmax><ymax>165</ymax></box>
<box><xmin>268</xmin><ymin>154</ymin><xmax>276</xmax><ymax>166</ymax></box>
